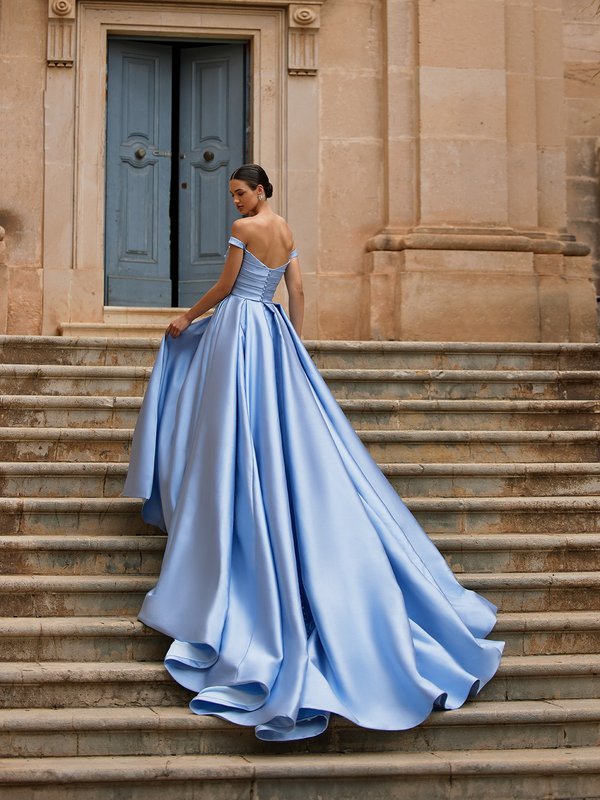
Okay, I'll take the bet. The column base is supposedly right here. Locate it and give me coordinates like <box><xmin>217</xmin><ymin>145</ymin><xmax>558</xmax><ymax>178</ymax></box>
<box><xmin>366</xmin><ymin>233</ymin><xmax>597</xmax><ymax>342</ymax></box>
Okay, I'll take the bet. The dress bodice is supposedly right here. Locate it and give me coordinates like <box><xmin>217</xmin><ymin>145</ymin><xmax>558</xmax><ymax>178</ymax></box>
<box><xmin>228</xmin><ymin>236</ymin><xmax>297</xmax><ymax>303</ymax></box>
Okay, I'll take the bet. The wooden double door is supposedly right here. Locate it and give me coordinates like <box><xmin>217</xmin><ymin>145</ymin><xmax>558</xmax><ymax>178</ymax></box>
<box><xmin>105</xmin><ymin>39</ymin><xmax>246</xmax><ymax>307</ymax></box>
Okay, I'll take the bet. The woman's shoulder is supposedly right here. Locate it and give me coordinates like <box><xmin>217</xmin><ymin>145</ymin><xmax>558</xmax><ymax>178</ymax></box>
<box><xmin>232</xmin><ymin>214</ymin><xmax>293</xmax><ymax>243</ymax></box>
<box><xmin>231</xmin><ymin>218</ymin><xmax>253</xmax><ymax>241</ymax></box>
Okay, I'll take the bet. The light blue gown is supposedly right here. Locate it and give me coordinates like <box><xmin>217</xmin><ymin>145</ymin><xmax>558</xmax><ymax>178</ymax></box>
<box><xmin>123</xmin><ymin>235</ymin><xmax>504</xmax><ymax>742</ymax></box>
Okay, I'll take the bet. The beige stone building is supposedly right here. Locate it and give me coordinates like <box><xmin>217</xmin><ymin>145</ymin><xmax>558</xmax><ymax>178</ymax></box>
<box><xmin>1</xmin><ymin>0</ymin><xmax>599</xmax><ymax>341</ymax></box>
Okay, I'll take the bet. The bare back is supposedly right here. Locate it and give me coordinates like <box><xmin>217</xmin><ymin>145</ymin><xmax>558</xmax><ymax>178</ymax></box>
<box><xmin>234</xmin><ymin>213</ymin><xmax>294</xmax><ymax>270</ymax></box>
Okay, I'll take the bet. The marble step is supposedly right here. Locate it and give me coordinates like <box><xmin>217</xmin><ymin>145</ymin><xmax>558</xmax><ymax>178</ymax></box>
<box><xmin>2</xmin><ymin>747</ymin><xmax>600</xmax><ymax>800</ymax></box>
<box><xmin>2</xmin><ymin>461</ymin><xmax>600</xmax><ymax>499</ymax></box>
<box><xmin>1</xmin><ymin>395</ymin><xmax>599</xmax><ymax>432</ymax></box>
<box><xmin>2</xmin><ymin>533</ymin><xmax>600</xmax><ymax>576</ymax></box>
<box><xmin>0</xmin><ymin>700</ymin><xmax>598</xmax><ymax>758</ymax></box>
<box><xmin>4</xmin><ymin>335</ymin><xmax>600</xmax><ymax>370</ymax></box>
<box><xmin>2</xmin><ymin>364</ymin><xmax>600</xmax><ymax>400</ymax></box>
<box><xmin>2</xmin><ymin>427</ymin><xmax>599</xmax><ymax>464</ymax></box>
<box><xmin>0</xmin><ymin>656</ymin><xmax>598</xmax><ymax>708</ymax></box>
<box><xmin>0</xmin><ymin>572</ymin><xmax>598</xmax><ymax>617</ymax></box>
<box><xmin>0</xmin><ymin>613</ymin><xmax>597</xmax><ymax>662</ymax></box>
<box><xmin>1</xmin><ymin>496</ymin><xmax>600</xmax><ymax>536</ymax></box>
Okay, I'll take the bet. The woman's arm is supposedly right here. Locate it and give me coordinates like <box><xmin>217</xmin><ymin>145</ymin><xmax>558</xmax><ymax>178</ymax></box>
<box><xmin>284</xmin><ymin>255</ymin><xmax>304</xmax><ymax>337</ymax></box>
<box><xmin>166</xmin><ymin>243</ymin><xmax>245</xmax><ymax>338</ymax></box>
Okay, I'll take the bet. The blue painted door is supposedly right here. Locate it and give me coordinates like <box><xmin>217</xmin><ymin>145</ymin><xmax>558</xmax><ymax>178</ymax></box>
<box><xmin>105</xmin><ymin>40</ymin><xmax>245</xmax><ymax>308</ymax></box>
<box><xmin>178</xmin><ymin>45</ymin><xmax>245</xmax><ymax>306</ymax></box>
<box><xmin>105</xmin><ymin>40</ymin><xmax>173</xmax><ymax>306</ymax></box>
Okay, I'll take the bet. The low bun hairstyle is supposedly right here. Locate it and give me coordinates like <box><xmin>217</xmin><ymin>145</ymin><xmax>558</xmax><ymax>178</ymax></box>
<box><xmin>230</xmin><ymin>163</ymin><xmax>273</xmax><ymax>199</ymax></box>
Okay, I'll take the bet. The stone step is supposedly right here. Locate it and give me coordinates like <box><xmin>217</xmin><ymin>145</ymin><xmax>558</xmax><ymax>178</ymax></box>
<box><xmin>497</xmin><ymin>612</ymin><xmax>600</xmax><ymax>656</ymax></box>
<box><xmin>0</xmin><ymin>535</ymin><xmax>165</xmax><ymax>575</ymax></box>
<box><xmin>0</xmin><ymin>700</ymin><xmax>598</xmax><ymax>758</ymax></box>
<box><xmin>0</xmin><ymin>575</ymin><xmax>153</xmax><ymax>616</ymax></box>
<box><xmin>2</xmin><ymin>364</ymin><xmax>600</xmax><ymax>400</ymax></box>
<box><xmin>0</xmin><ymin>656</ymin><xmax>597</xmax><ymax>709</ymax></box>
<box><xmin>320</xmin><ymin>368</ymin><xmax>600</xmax><ymax>400</ymax></box>
<box><xmin>437</xmin><ymin>533</ymin><xmax>600</xmax><ymax>573</ymax></box>
<box><xmin>0</xmin><ymin>612</ymin><xmax>597</xmax><ymax>662</ymax></box>
<box><xmin>2</xmin><ymin>496</ymin><xmax>600</xmax><ymax>535</ymax></box>
<box><xmin>383</xmin><ymin>463</ymin><xmax>600</xmax><ymax>497</ymax></box>
<box><xmin>0</xmin><ymin>335</ymin><xmax>159</xmax><ymax>368</ymax></box>
<box><xmin>0</xmin><ymin>617</ymin><xmax>169</xmax><ymax>662</ymax></box>
<box><xmin>3</xmin><ymin>461</ymin><xmax>600</xmax><ymax>499</ymax></box>
<box><xmin>465</xmin><ymin>572</ymin><xmax>600</xmax><ymax>612</ymax></box>
<box><xmin>0</xmin><ymin>395</ymin><xmax>141</xmax><ymax>429</ymax></box>
<box><xmin>5</xmin><ymin>335</ymin><xmax>600</xmax><ymax>370</ymax></box>
<box><xmin>2</xmin><ymin>747</ymin><xmax>600</xmax><ymax>800</ymax></box>
<box><xmin>345</xmin><ymin>399</ymin><xmax>600</xmax><ymax>432</ymax></box>
<box><xmin>2</xmin><ymin>427</ymin><xmax>599</xmax><ymax>464</ymax></box>
<box><xmin>479</xmin><ymin>654</ymin><xmax>600</xmax><ymax>702</ymax></box>
<box><xmin>411</xmin><ymin>495</ymin><xmax>600</xmax><ymax>534</ymax></box>
<box><xmin>57</xmin><ymin>322</ymin><xmax>175</xmax><ymax>339</ymax></box>
<box><xmin>2</xmin><ymin>533</ymin><xmax>600</xmax><ymax>576</ymax></box>
<box><xmin>7</xmin><ymin>532</ymin><xmax>600</xmax><ymax>574</ymax></box>
<box><xmin>0</xmin><ymin>364</ymin><xmax>150</xmax><ymax>397</ymax></box>
<box><xmin>1</xmin><ymin>395</ymin><xmax>599</xmax><ymax>432</ymax></box>
<box><xmin>0</xmin><ymin>428</ymin><xmax>133</xmax><ymax>463</ymax></box>
<box><xmin>0</xmin><ymin>571</ymin><xmax>598</xmax><ymax>618</ymax></box>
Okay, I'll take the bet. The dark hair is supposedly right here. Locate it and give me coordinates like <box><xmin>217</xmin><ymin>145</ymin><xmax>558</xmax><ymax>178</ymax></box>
<box><xmin>230</xmin><ymin>163</ymin><xmax>273</xmax><ymax>199</ymax></box>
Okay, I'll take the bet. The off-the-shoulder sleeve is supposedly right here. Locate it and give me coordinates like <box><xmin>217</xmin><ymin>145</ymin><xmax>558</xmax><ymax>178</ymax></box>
<box><xmin>228</xmin><ymin>235</ymin><xmax>246</xmax><ymax>250</ymax></box>
<box><xmin>290</xmin><ymin>248</ymin><xmax>299</xmax><ymax>259</ymax></box>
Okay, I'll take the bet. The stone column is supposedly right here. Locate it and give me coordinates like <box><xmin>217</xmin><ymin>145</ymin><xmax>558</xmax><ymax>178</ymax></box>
<box><xmin>366</xmin><ymin>0</ymin><xmax>596</xmax><ymax>342</ymax></box>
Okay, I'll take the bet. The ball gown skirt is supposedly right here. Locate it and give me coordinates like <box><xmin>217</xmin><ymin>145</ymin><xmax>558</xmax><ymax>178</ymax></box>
<box><xmin>123</xmin><ymin>235</ymin><xmax>504</xmax><ymax>742</ymax></box>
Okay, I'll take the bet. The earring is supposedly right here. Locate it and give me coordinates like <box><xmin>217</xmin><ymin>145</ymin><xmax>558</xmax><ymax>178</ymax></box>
<box><xmin>258</xmin><ymin>193</ymin><xmax>265</xmax><ymax>201</ymax></box>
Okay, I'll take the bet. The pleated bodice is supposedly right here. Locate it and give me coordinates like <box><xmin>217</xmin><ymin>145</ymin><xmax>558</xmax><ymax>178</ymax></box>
<box><xmin>228</xmin><ymin>235</ymin><xmax>296</xmax><ymax>302</ymax></box>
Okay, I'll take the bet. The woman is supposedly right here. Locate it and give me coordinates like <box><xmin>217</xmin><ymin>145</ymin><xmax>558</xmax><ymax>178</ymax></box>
<box><xmin>124</xmin><ymin>164</ymin><xmax>503</xmax><ymax>742</ymax></box>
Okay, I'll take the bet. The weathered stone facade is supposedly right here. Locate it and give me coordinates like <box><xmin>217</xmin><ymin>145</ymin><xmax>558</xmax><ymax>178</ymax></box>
<box><xmin>0</xmin><ymin>0</ymin><xmax>598</xmax><ymax>340</ymax></box>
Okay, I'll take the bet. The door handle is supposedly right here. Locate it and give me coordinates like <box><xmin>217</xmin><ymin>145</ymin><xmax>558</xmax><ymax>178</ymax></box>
<box><xmin>152</xmin><ymin>150</ymin><xmax>172</xmax><ymax>158</ymax></box>
<box><xmin>134</xmin><ymin>147</ymin><xmax>146</xmax><ymax>159</ymax></box>
<box><xmin>203</xmin><ymin>150</ymin><xmax>215</xmax><ymax>162</ymax></box>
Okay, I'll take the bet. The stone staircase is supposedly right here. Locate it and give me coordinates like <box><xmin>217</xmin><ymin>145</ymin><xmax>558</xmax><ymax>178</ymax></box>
<box><xmin>0</xmin><ymin>335</ymin><xmax>599</xmax><ymax>799</ymax></box>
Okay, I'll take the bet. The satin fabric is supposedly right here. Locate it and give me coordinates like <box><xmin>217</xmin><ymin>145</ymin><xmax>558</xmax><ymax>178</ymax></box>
<box><xmin>123</xmin><ymin>235</ymin><xmax>504</xmax><ymax>742</ymax></box>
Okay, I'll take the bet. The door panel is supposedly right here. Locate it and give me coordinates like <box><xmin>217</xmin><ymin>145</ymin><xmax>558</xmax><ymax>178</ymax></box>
<box><xmin>105</xmin><ymin>41</ymin><xmax>172</xmax><ymax>306</ymax></box>
<box><xmin>178</xmin><ymin>45</ymin><xmax>245</xmax><ymax>307</ymax></box>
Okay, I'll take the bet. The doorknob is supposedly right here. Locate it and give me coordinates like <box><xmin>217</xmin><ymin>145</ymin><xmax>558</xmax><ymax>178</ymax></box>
<box><xmin>203</xmin><ymin>150</ymin><xmax>215</xmax><ymax>162</ymax></box>
<box><xmin>134</xmin><ymin>147</ymin><xmax>146</xmax><ymax>160</ymax></box>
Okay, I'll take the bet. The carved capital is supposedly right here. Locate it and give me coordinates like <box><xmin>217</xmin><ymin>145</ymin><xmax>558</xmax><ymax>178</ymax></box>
<box><xmin>47</xmin><ymin>0</ymin><xmax>76</xmax><ymax>68</ymax></box>
<box><xmin>288</xmin><ymin>4</ymin><xmax>320</xmax><ymax>75</ymax></box>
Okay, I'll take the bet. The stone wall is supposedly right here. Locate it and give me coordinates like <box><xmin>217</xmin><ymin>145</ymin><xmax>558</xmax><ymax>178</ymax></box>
<box><xmin>0</xmin><ymin>0</ymin><xmax>596</xmax><ymax>340</ymax></box>
<box><xmin>563</xmin><ymin>0</ymin><xmax>600</xmax><ymax>294</ymax></box>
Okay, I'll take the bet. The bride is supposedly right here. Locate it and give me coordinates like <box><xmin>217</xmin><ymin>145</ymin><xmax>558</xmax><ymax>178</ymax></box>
<box><xmin>123</xmin><ymin>163</ymin><xmax>504</xmax><ymax>742</ymax></box>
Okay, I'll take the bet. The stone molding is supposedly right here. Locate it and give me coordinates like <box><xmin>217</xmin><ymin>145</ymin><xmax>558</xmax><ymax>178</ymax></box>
<box><xmin>45</xmin><ymin>0</ymin><xmax>325</xmax><ymax>72</ymax></box>
<box><xmin>47</xmin><ymin>0</ymin><xmax>76</xmax><ymax>67</ymax></box>
<box><xmin>288</xmin><ymin>3</ymin><xmax>320</xmax><ymax>75</ymax></box>
<box><xmin>366</xmin><ymin>229</ymin><xmax>591</xmax><ymax>258</ymax></box>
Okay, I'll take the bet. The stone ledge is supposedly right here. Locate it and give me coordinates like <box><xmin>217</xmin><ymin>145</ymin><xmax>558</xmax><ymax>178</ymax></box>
<box><xmin>366</xmin><ymin>230</ymin><xmax>591</xmax><ymax>257</ymax></box>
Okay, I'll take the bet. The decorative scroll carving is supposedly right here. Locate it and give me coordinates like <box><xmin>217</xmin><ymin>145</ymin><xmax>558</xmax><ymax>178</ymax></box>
<box><xmin>47</xmin><ymin>0</ymin><xmax>75</xmax><ymax>67</ymax></box>
<box><xmin>288</xmin><ymin>3</ymin><xmax>320</xmax><ymax>76</ymax></box>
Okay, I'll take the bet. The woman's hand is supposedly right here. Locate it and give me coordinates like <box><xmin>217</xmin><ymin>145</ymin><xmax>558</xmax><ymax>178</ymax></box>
<box><xmin>166</xmin><ymin>314</ymin><xmax>191</xmax><ymax>339</ymax></box>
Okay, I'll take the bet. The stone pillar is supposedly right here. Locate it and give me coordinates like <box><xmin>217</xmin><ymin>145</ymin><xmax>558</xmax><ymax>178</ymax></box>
<box><xmin>0</xmin><ymin>0</ymin><xmax>46</xmax><ymax>334</ymax></box>
<box><xmin>366</xmin><ymin>0</ymin><xmax>596</xmax><ymax>342</ymax></box>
